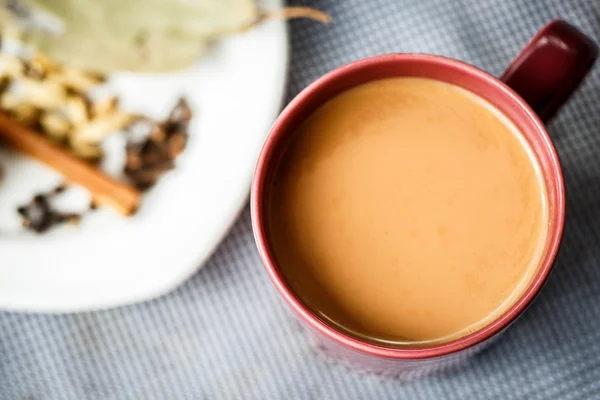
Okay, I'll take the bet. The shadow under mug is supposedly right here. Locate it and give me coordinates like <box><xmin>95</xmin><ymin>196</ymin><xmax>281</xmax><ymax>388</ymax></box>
<box><xmin>251</xmin><ymin>20</ymin><xmax>598</xmax><ymax>377</ymax></box>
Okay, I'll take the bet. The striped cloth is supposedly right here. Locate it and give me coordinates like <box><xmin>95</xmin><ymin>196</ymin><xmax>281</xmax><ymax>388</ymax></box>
<box><xmin>2</xmin><ymin>0</ymin><xmax>600</xmax><ymax>398</ymax></box>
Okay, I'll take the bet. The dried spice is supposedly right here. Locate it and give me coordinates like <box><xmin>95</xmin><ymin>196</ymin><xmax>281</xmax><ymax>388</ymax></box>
<box><xmin>1</xmin><ymin>1</ymin><xmax>329</xmax><ymax>73</ymax></box>
<box><xmin>16</xmin><ymin>184</ymin><xmax>85</xmax><ymax>233</ymax></box>
<box><xmin>0</xmin><ymin>48</ymin><xmax>134</xmax><ymax>163</ymax></box>
<box><xmin>124</xmin><ymin>98</ymin><xmax>191</xmax><ymax>190</ymax></box>
<box><xmin>1</xmin><ymin>50</ymin><xmax>194</xmax><ymax>231</ymax></box>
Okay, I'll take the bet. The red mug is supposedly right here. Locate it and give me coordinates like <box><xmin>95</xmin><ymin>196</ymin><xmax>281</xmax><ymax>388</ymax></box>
<box><xmin>251</xmin><ymin>20</ymin><xmax>598</xmax><ymax>377</ymax></box>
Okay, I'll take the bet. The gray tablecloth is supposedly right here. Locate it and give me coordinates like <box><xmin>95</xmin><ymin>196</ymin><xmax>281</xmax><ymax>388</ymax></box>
<box><xmin>2</xmin><ymin>1</ymin><xmax>600</xmax><ymax>399</ymax></box>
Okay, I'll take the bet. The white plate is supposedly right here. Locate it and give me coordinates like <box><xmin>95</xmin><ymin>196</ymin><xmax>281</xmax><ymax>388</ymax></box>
<box><xmin>0</xmin><ymin>1</ymin><xmax>287</xmax><ymax>312</ymax></box>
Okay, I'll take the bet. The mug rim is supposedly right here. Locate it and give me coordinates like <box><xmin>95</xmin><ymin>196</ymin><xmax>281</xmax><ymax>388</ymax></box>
<box><xmin>251</xmin><ymin>53</ymin><xmax>566</xmax><ymax>360</ymax></box>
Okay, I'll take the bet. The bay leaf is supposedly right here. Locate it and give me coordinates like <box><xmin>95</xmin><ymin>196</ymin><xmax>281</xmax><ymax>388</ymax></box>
<box><xmin>3</xmin><ymin>0</ymin><xmax>258</xmax><ymax>72</ymax></box>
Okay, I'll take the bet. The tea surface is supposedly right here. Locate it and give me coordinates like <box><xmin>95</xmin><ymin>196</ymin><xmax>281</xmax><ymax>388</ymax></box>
<box><xmin>267</xmin><ymin>78</ymin><xmax>548</xmax><ymax>345</ymax></box>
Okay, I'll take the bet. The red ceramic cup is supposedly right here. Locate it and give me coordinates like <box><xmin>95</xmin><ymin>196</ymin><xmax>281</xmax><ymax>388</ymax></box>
<box><xmin>251</xmin><ymin>20</ymin><xmax>598</xmax><ymax>377</ymax></box>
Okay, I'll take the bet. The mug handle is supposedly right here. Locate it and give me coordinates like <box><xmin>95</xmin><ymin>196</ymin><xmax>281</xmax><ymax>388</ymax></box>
<box><xmin>500</xmin><ymin>20</ymin><xmax>598</xmax><ymax>123</ymax></box>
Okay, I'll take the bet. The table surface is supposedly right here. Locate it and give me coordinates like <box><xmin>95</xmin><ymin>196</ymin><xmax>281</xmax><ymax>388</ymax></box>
<box><xmin>2</xmin><ymin>1</ymin><xmax>600</xmax><ymax>399</ymax></box>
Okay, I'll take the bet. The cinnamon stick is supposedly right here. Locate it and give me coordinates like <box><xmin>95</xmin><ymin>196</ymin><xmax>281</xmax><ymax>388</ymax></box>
<box><xmin>0</xmin><ymin>112</ymin><xmax>140</xmax><ymax>216</ymax></box>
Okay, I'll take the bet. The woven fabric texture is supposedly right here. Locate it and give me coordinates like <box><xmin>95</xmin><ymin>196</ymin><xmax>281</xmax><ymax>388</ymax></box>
<box><xmin>1</xmin><ymin>0</ymin><xmax>600</xmax><ymax>398</ymax></box>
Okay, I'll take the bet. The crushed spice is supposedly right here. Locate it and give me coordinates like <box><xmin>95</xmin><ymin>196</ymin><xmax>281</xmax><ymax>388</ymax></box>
<box><xmin>124</xmin><ymin>98</ymin><xmax>191</xmax><ymax>190</ymax></box>
<box><xmin>17</xmin><ymin>184</ymin><xmax>84</xmax><ymax>233</ymax></box>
